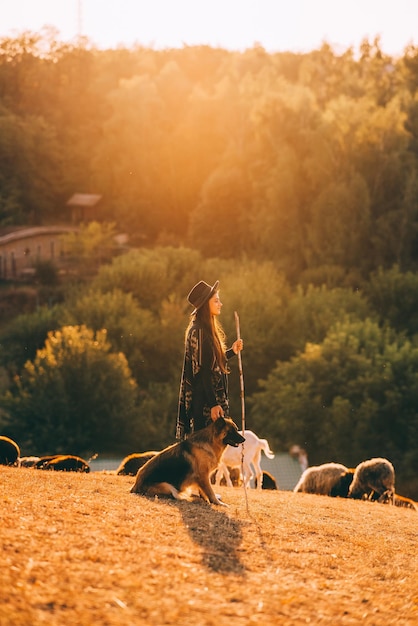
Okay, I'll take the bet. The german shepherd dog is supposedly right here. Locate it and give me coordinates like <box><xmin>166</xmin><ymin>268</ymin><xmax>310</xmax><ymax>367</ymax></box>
<box><xmin>130</xmin><ymin>417</ymin><xmax>245</xmax><ymax>506</ymax></box>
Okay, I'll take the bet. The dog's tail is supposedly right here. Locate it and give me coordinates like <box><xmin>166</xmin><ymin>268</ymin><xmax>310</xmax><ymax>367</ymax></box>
<box><xmin>260</xmin><ymin>439</ymin><xmax>275</xmax><ymax>459</ymax></box>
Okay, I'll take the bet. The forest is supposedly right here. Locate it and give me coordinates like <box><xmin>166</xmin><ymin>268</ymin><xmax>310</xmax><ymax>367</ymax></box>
<box><xmin>1</xmin><ymin>31</ymin><xmax>418</xmax><ymax>497</ymax></box>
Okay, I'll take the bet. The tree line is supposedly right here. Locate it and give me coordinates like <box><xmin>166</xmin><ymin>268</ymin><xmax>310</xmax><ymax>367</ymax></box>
<box><xmin>1</xmin><ymin>32</ymin><xmax>418</xmax><ymax>279</ymax></box>
<box><xmin>1</xmin><ymin>32</ymin><xmax>418</xmax><ymax>496</ymax></box>
<box><xmin>1</xmin><ymin>247</ymin><xmax>418</xmax><ymax>498</ymax></box>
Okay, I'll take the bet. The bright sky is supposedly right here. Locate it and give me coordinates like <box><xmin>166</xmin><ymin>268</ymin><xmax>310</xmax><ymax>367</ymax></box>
<box><xmin>0</xmin><ymin>0</ymin><xmax>417</xmax><ymax>57</ymax></box>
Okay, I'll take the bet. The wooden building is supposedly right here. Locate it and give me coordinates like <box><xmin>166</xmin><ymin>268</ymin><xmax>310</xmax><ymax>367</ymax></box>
<box><xmin>0</xmin><ymin>226</ymin><xmax>77</xmax><ymax>280</ymax></box>
<box><xmin>66</xmin><ymin>193</ymin><xmax>102</xmax><ymax>224</ymax></box>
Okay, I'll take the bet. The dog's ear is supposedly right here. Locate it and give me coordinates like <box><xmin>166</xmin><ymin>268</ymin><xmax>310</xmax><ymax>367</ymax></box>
<box><xmin>214</xmin><ymin>416</ymin><xmax>227</xmax><ymax>433</ymax></box>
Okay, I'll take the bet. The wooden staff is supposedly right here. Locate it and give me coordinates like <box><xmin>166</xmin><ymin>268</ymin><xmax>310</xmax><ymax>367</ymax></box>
<box><xmin>235</xmin><ymin>311</ymin><xmax>250</xmax><ymax>511</ymax></box>
<box><xmin>234</xmin><ymin>311</ymin><xmax>245</xmax><ymax>435</ymax></box>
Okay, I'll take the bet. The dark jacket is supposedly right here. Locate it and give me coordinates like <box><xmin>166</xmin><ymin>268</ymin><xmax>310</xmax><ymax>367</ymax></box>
<box><xmin>176</xmin><ymin>322</ymin><xmax>235</xmax><ymax>440</ymax></box>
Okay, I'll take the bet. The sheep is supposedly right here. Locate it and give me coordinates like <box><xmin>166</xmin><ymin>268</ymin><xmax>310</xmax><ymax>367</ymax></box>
<box><xmin>34</xmin><ymin>455</ymin><xmax>61</xmax><ymax>468</ymax></box>
<box><xmin>0</xmin><ymin>435</ymin><xmax>20</xmax><ymax>466</ymax></box>
<box><xmin>329</xmin><ymin>469</ymin><xmax>355</xmax><ymax>497</ymax></box>
<box><xmin>211</xmin><ymin>466</ymin><xmax>242</xmax><ymax>487</ymax></box>
<box><xmin>348</xmin><ymin>457</ymin><xmax>395</xmax><ymax>502</ymax></box>
<box><xmin>36</xmin><ymin>454</ymin><xmax>90</xmax><ymax>472</ymax></box>
<box><xmin>18</xmin><ymin>456</ymin><xmax>41</xmax><ymax>468</ymax></box>
<box><xmin>255</xmin><ymin>470</ymin><xmax>278</xmax><ymax>490</ymax></box>
<box><xmin>293</xmin><ymin>462</ymin><xmax>350</xmax><ymax>496</ymax></box>
<box><xmin>116</xmin><ymin>452</ymin><xmax>159</xmax><ymax>476</ymax></box>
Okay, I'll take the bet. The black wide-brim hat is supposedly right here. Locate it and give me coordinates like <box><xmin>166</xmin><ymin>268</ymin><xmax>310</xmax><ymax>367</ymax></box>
<box><xmin>187</xmin><ymin>280</ymin><xmax>219</xmax><ymax>313</ymax></box>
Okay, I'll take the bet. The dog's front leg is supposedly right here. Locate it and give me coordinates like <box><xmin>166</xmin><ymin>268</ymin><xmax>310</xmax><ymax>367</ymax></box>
<box><xmin>198</xmin><ymin>478</ymin><xmax>228</xmax><ymax>506</ymax></box>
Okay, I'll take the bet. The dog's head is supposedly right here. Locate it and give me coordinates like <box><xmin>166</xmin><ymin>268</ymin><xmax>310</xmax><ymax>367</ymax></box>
<box><xmin>214</xmin><ymin>417</ymin><xmax>245</xmax><ymax>447</ymax></box>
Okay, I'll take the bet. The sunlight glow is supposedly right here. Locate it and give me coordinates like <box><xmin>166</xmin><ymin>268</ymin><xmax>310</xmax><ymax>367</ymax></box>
<box><xmin>0</xmin><ymin>0</ymin><xmax>417</xmax><ymax>56</ymax></box>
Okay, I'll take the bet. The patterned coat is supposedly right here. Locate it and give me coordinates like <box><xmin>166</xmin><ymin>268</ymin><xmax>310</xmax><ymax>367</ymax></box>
<box><xmin>176</xmin><ymin>322</ymin><xmax>234</xmax><ymax>440</ymax></box>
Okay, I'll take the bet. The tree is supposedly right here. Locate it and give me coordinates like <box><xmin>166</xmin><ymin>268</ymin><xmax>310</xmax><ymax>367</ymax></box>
<box><xmin>308</xmin><ymin>174</ymin><xmax>371</xmax><ymax>271</ymax></box>
<box><xmin>284</xmin><ymin>284</ymin><xmax>372</xmax><ymax>353</ymax></box>
<box><xmin>188</xmin><ymin>165</ymin><xmax>252</xmax><ymax>258</ymax></box>
<box><xmin>91</xmin><ymin>246</ymin><xmax>203</xmax><ymax>313</ymax></box>
<box><xmin>208</xmin><ymin>260</ymin><xmax>292</xmax><ymax>400</ymax></box>
<box><xmin>60</xmin><ymin>221</ymin><xmax>118</xmax><ymax>274</ymax></box>
<box><xmin>3</xmin><ymin>325</ymin><xmax>139</xmax><ymax>455</ymax></box>
<box><xmin>366</xmin><ymin>265</ymin><xmax>418</xmax><ymax>335</ymax></box>
<box><xmin>0</xmin><ymin>305</ymin><xmax>64</xmax><ymax>373</ymax></box>
<box><xmin>64</xmin><ymin>288</ymin><xmax>183</xmax><ymax>386</ymax></box>
<box><xmin>0</xmin><ymin>107</ymin><xmax>63</xmax><ymax>225</ymax></box>
<box><xmin>249</xmin><ymin>318</ymin><xmax>418</xmax><ymax>494</ymax></box>
<box><xmin>91</xmin><ymin>73</ymin><xmax>167</xmax><ymax>239</ymax></box>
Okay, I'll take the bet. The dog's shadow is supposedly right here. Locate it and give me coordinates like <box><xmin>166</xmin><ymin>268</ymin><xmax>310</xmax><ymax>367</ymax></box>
<box><xmin>170</xmin><ymin>499</ymin><xmax>248</xmax><ymax>575</ymax></box>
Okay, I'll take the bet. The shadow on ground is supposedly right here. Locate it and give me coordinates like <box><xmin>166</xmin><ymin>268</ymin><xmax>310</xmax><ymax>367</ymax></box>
<box><xmin>133</xmin><ymin>491</ymin><xmax>249</xmax><ymax>574</ymax></box>
<box><xmin>175</xmin><ymin>499</ymin><xmax>249</xmax><ymax>575</ymax></box>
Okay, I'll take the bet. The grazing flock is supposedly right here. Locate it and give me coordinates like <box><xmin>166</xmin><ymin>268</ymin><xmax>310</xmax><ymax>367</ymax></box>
<box><xmin>293</xmin><ymin>458</ymin><xmax>418</xmax><ymax>510</ymax></box>
<box><xmin>1</xmin><ymin>431</ymin><xmax>417</xmax><ymax>511</ymax></box>
<box><xmin>0</xmin><ymin>436</ymin><xmax>92</xmax><ymax>472</ymax></box>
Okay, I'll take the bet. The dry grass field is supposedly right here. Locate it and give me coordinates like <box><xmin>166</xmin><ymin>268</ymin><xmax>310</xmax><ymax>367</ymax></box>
<box><xmin>1</xmin><ymin>466</ymin><xmax>417</xmax><ymax>626</ymax></box>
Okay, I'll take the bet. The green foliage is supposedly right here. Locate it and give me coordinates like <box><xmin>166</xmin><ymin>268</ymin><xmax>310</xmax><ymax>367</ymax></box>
<box><xmin>34</xmin><ymin>259</ymin><xmax>59</xmax><ymax>286</ymax></box>
<box><xmin>91</xmin><ymin>246</ymin><xmax>203</xmax><ymax>312</ymax></box>
<box><xmin>249</xmin><ymin>318</ymin><xmax>418</xmax><ymax>488</ymax></box>
<box><xmin>133</xmin><ymin>382</ymin><xmax>180</xmax><ymax>450</ymax></box>
<box><xmin>3</xmin><ymin>325</ymin><xmax>139</xmax><ymax>455</ymax></box>
<box><xmin>308</xmin><ymin>173</ymin><xmax>371</xmax><ymax>270</ymax></box>
<box><xmin>211</xmin><ymin>260</ymin><xmax>293</xmax><ymax>398</ymax></box>
<box><xmin>0</xmin><ymin>106</ymin><xmax>64</xmax><ymax>225</ymax></box>
<box><xmin>284</xmin><ymin>284</ymin><xmax>372</xmax><ymax>353</ymax></box>
<box><xmin>0</xmin><ymin>305</ymin><xmax>64</xmax><ymax>372</ymax></box>
<box><xmin>2</xmin><ymin>35</ymin><xmax>418</xmax><ymax>488</ymax></box>
<box><xmin>366</xmin><ymin>265</ymin><xmax>418</xmax><ymax>335</ymax></box>
<box><xmin>61</xmin><ymin>221</ymin><xmax>118</xmax><ymax>269</ymax></box>
<box><xmin>64</xmin><ymin>288</ymin><xmax>184</xmax><ymax>385</ymax></box>
<box><xmin>298</xmin><ymin>264</ymin><xmax>364</xmax><ymax>290</ymax></box>
<box><xmin>188</xmin><ymin>166</ymin><xmax>252</xmax><ymax>258</ymax></box>
<box><xmin>1</xmin><ymin>35</ymin><xmax>418</xmax><ymax>275</ymax></box>
<box><xmin>91</xmin><ymin>70</ymin><xmax>186</xmax><ymax>239</ymax></box>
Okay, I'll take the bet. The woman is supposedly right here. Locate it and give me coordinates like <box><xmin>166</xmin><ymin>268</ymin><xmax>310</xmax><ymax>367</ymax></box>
<box><xmin>176</xmin><ymin>280</ymin><xmax>243</xmax><ymax>440</ymax></box>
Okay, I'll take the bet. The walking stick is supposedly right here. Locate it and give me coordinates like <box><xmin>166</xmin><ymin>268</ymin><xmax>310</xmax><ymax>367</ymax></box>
<box><xmin>234</xmin><ymin>311</ymin><xmax>249</xmax><ymax>511</ymax></box>
<box><xmin>234</xmin><ymin>311</ymin><xmax>245</xmax><ymax>435</ymax></box>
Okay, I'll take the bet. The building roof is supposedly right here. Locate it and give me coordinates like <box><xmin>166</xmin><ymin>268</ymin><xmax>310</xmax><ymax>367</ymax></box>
<box><xmin>0</xmin><ymin>226</ymin><xmax>77</xmax><ymax>245</ymax></box>
<box><xmin>66</xmin><ymin>193</ymin><xmax>102</xmax><ymax>207</ymax></box>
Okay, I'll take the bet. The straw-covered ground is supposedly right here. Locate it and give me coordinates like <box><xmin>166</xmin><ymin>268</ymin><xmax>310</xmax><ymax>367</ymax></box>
<box><xmin>1</xmin><ymin>466</ymin><xmax>417</xmax><ymax>626</ymax></box>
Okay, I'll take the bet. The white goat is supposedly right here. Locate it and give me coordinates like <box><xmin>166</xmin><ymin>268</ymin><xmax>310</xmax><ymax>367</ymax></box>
<box><xmin>214</xmin><ymin>430</ymin><xmax>275</xmax><ymax>489</ymax></box>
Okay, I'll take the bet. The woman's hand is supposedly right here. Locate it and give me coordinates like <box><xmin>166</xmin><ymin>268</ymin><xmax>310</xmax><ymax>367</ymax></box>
<box><xmin>210</xmin><ymin>405</ymin><xmax>224</xmax><ymax>421</ymax></box>
<box><xmin>232</xmin><ymin>338</ymin><xmax>243</xmax><ymax>354</ymax></box>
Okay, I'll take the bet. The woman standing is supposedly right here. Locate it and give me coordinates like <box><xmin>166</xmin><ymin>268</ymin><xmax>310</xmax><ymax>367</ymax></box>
<box><xmin>176</xmin><ymin>280</ymin><xmax>243</xmax><ymax>440</ymax></box>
